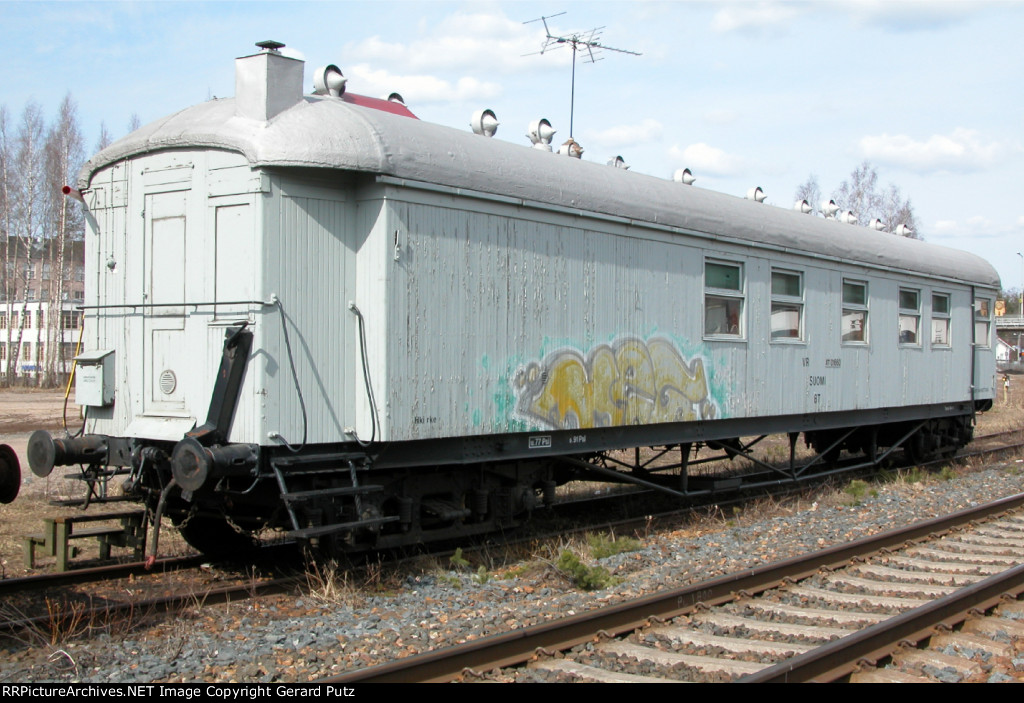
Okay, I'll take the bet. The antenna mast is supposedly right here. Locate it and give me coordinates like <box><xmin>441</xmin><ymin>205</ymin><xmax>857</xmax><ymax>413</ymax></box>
<box><xmin>524</xmin><ymin>12</ymin><xmax>641</xmax><ymax>139</ymax></box>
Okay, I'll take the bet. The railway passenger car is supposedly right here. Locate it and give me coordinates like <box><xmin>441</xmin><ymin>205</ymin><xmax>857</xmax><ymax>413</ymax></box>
<box><xmin>27</xmin><ymin>42</ymin><xmax>999</xmax><ymax>556</ymax></box>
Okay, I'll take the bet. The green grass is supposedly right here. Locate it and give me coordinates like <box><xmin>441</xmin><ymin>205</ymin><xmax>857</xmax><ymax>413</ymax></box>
<box><xmin>449</xmin><ymin>547</ymin><xmax>471</xmax><ymax>569</ymax></box>
<box><xmin>557</xmin><ymin>550</ymin><xmax>615</xmax><ymax>591</ymax></box>
<box><xmin>843</xmin><ymin>479</ymin><xmax>870</xmax><ymax>505</ymax></box>
<box><xmin>588</xmin><ymin>533</ymin><xmax>642</xmax><ymax>560</ymax></box>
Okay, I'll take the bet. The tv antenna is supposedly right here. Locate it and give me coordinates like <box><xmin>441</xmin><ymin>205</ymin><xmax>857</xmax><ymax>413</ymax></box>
<box><xmin>524</xmin><ymin>13</ymin><xmax>641</xmax><ymax>139</ymax></box>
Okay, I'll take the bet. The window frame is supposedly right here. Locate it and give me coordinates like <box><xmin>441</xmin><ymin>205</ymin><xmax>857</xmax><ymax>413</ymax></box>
<box><xmin>703</xmin><ymin>259</ymin><xmax>745</xmax><ymax>340</ymax></box>
<box><xmin>770</xmin><ymin>268</ymin><xmax>804</xmax><ymax>342</ymax></box>
<box><xmin>841</xmin><ymin>279</ymin><xmax>869</xmax><ymax>345</ymax></box>
<box><xmin>974</xmin><ymin>297</ymin><xmax>993</xmax><ymax>348</ymax></box>
<box><xmin>931</xmin><ymin>292</ymin><xmax>951</xmax><ymax>349</ymax></box>
<box><xmin>898</xmin><ymin>287</ymin><xmax>921</xmax><ymax>346</ymax></box>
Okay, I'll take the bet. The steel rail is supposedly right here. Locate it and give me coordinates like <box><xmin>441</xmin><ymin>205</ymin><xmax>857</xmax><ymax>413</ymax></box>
<box><xmin>1</xmin><ymin>575</ymin><xmax>301</xmax><ymax>637</ymax></box>
<box><xmin>321</xmin><ymin>491</ymin><xmax>1024</xmax><ymax>683</ymax></box>
<box><xmin>0</xmin><ymin>555</ymin><xmax>208</xmax><ymax>596</ymax></box>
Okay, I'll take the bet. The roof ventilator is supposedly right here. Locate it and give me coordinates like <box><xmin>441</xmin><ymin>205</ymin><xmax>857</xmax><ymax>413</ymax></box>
<box><xmin>558</xmin><ymin>138</ymin><xmax>583</xmax><ymax>158</ymax></box>
<box><xmin>312</xmin><ymin>65</ymin><xmax>347</xmax><ymax>97</ymax></box>
<box><xmin>673</xmin><ymin>168</ymin><xmax>696</xmax><ymax>185</ymax></box>
<box><xmin>527</xmin><ymin>119</ymin><xmax>556</xmax><ymax>151</ymax></box>
<box><xmin>471</xmin><ymin>109</ymin><xmax>499</xmax><ymax>137</ymax></box>
<box><xmin>746</xmin><ymin>186</ymin><xmax>766</xmax><ymax>203</ymax></box>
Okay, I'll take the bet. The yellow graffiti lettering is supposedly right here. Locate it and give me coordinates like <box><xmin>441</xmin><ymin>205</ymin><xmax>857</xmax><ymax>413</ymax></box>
<box><xmin>512</xmin><ymin>337</ymin><xmax>716</xmax><ymax>430</ymax></box>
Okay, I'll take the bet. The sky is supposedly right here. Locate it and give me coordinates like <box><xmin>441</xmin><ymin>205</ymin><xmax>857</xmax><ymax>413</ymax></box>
<box><xmin>3</xmin><ymin>0</ymin><xmax>1023</xmax><ymax>291</ymax></box>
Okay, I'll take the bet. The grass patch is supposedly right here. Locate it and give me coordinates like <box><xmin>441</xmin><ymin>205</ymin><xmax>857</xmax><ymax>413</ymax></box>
<box><xmin>843</xmin><ymin>479</ymin><xmax>870</xmax><ymax>506</ymax></box>
<box><xmin>587</xmin><ymin>532</ymin><xmax>642</xmax><ymax>559</ymax></box>
<box><xmin>305</xmin><ymin>559</ymin><xmax>364</xmax><ymax>607</ymax></box>
<box><xmin>556</xmin><ymin>550</ymin><xmax>615</xmax><ymax>591</ymax></box>
<box><xmin>901</xmin><ymin>466</ymin><xmax>926</xmax><ymax>484</ymax></box>
<box><xmin>472</xmin><ymin>565</ymin><xmax>491</xmax><ymax>585</ymax></box>
<box><xmin>449</xmin><ymin>547</ymin><xmax>471</xmax><ymax>569</ymax></box>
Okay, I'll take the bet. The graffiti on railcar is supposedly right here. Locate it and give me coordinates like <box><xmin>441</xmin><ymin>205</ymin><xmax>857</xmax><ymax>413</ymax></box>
<box><xmin>511</xmin><ymin>336</ymin><xmax>719</xmax><ymax>430</ymax></box>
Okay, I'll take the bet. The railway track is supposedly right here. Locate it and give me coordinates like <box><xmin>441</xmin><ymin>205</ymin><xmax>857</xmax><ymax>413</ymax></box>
<box><xmin>325</xmin><ymin>491</ymin><xmax>1024</xmax><ymax>683</ymax></box>
<box><xmin>0</xmin><ymin>545</ymin><xmax>301</xmax><ymax>640</ymax></box>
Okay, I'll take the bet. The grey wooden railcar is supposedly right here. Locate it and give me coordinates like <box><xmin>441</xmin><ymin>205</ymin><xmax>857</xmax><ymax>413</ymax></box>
<box><xmin>27</xmin><ymin>43</ymin><xmax>999</xmax><ymax>556</ymax></box>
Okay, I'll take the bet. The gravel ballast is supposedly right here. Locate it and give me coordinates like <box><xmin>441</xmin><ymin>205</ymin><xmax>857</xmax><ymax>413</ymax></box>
<box><xmin>2</xmin><ymin>456</ymin><xmax>1024</xmax><ymax>683</ymax></box>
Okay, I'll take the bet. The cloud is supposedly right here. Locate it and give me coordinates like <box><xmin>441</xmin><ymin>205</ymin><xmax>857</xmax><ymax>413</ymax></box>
<box><xmin>347</xmin><ymin>64</ymin><xmax>502</xmax><ymax>105</ymax></box>
<box><xmin>966</xmin><ymin>215</ymin><xmax>994</xmax><ymax>229</ymax></box>
<box><xmin>858</xmin><ymin>128</ymin><xmax>1016</xmax><ymax>173</ymax></box>
<box><xmin>344</xmin><ymin>11</ymin><xmax>546</xmax><ymax>74</ymax></box>
<box><xmin>711</xmin><ymin>2</ymin><xmax>803</xmax><ymax>33</ymax></box>
<box><xmin>928</xmin><ymin>214</ymin><xmax>1011</xmax><ymax>242</ymax></box>
<box><xmin>585</xmin><ymin>119</ymin><xmax>663</xmax><ymax>148</ymax></box>
<box><xmin>840</xmin><ymin>0</ymin><xmax>985</xmax><ymax>32</ymax></box>
<box><xmin>711</xmin><ymin>1</ymin><xmax>990</xmax><ymax>35</ymax></box>
<box><xmin>669</xmin><ymin>142</ymin><xmax>744</xmax><ymax>176</ymax></box>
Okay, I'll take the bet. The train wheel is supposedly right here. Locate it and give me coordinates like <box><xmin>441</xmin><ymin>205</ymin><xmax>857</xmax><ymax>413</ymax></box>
<box><xmin>905</xmin><ymin>429</ymin><xmax>936</xmax><ymax>465</ymax></box>
<box><xmin>0</xmin><ymin>444</ymin><xmax>21</xmax><ymax>504</ymax></box>
<box><xmin>176</xmin><ymin>516</ymin><xmax>257</xmax><ymax>559</ymax></box>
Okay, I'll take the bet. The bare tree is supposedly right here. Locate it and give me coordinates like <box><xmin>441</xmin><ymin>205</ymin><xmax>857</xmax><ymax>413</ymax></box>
<box><xmin>96</xmin><ymin>121</ymin><xmax>112</xmax><ymax>152</ymax></box>
<box><xmin>833</xmin><ymin>161</ymin><xmax>919</xmax><ymax>237</ymax></box>
<box><xmin>127</xmin><ymin>113</ymin><xmax>141</xmax><ymax>134</ymax></box>
<box><xmin>6</xmin><ymin>102</ymin><xmax>46</xmax><ymax>385</ymax></box>
<box><xmin>1000</xmin><ymin>288</ymin><xmax>1021</xmax><ymax>317</ymax></box>
<box><xmin>794</xmin><ymin>174</ymin><xmax>821</xmax><ymax>216</ymax></box>
<box><xmin>0</xmin><ymin>105</ymin><xmax>12</xmax><ymax>383</ymax></box>
<box><xmin>796</xmin><ymin>161</ymin><xmax>920</xmax><ymax>238</ymax></box>
<box><xmin>832</xmin><ymin>161</ymin><xmax>883</xmax><ymax>226</ymax></box>
<box><xmin>877</xmin><ymin>183</ymin><xmax>919</xmax><ymax>239</ymax></box>
<box><xmin>42</xmin><ymin>94</ymin><xmax>84</xmax><ymax>385</ymax></box>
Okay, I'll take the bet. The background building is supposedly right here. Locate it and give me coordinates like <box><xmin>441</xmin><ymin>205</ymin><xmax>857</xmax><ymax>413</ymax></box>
<box><xmin>1</xmin><ymin>237</ymin><xmax>85</xmax><ymax>384</ymax></box>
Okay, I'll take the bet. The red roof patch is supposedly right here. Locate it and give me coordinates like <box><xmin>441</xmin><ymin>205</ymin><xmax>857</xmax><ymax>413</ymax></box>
<box><xmin>341</xmin><ymin>92</ymin><xmax>418</xmax><ymax>119</ymax></box>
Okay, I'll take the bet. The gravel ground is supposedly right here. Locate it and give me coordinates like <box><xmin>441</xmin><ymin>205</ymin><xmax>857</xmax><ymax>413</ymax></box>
<box><xmin>2</xmin><ymin>449</ymin><xmax>1023</xmax><ymax>683</ymax></box>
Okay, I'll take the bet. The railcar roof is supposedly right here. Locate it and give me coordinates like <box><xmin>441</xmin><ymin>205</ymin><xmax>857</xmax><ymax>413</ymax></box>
<box><xmin>81</xmin><ymin>95</ymin><xmax>999</xmax><ymax>288</ymax></box>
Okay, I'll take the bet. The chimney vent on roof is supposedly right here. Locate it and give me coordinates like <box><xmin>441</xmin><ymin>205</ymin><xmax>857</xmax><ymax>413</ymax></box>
<box><xmin>256</xmin><ymin>40</ymin><xmax>285</xmax><ymax>53</ymax></box>
<box><xmin>235</xmin><ymin>40</ymin><xmax>304</xmax><ymax>122</ymax></box>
